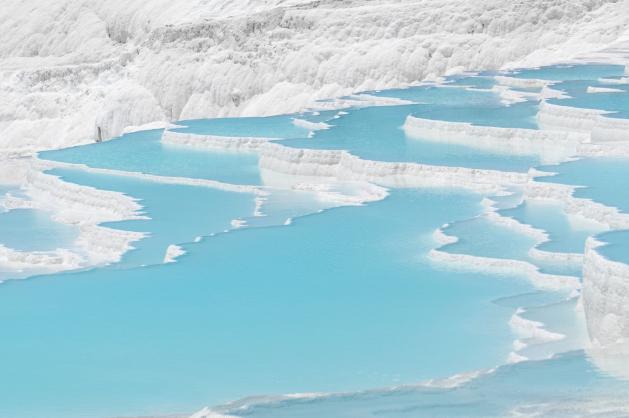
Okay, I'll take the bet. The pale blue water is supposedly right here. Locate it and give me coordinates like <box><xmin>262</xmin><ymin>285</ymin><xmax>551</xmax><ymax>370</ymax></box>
<box><xmin>500</xmin><ymin>200</ymin><xmax>602</xmax><ymax>255</ymax></box>
<box><xmin>517</xmin><ymin>298</ymin><xmax>588</xmax><ymax>360</ymax></box>
<box><xmin>173</xmin><ymin>114</ymin><xmax>312</xmax><ymax>138</ymax></box>
<box><xmin>0</xmin><ymin>208</ymin><xmax>78</xmax><ymax>252</ymax></box>
<box><xmin>0</xmin><ymin>185</ymin><xmax>12</xmax><ymax>203</ymax></box>
<box><xmin>46</xmin><ymin>167</ymin><xmax>256</xmax><ymax>268</ymax></box>
<box><xmin>208</xmin><ymin>351</ymin><xmax>629</xmax><ymax>418</ymax></box>
<box><xmin>0</xmin><ymin>189</ymin><xmax>538</xmax><ymax>418</ymax></box>
<box><xmin>546</xmin><ymin>79</ymin><xmax>629</xmax><ymax>118</ymax></box>
<box><xmin>39</xmin><ymin>129</ymin><xmax>263</xmax><ymax>185</ymax></box>
<box><xmin>441</xmin><ymin>216</ymin><xmax>538</xmax><ymax>261</ymax></box>
<box><xmin>538</xmin><ymin>158</ymin><xmax>629</xmax><ymax>214</ymax></box>
<box><xmin>368</xmin><ymin>83</ymin><xmax>500</xmax><ymax>105</ymax></box>
<box><xmin>363</xmin><ymin>82</ymin><xmax>538</xmax><ymax>128</ymax></box>
<box><xmin>508</xmin><ymin>63</ymin><xmax>626</xmax><ymax>81</ymax></box>
<box><xmin>283</xmin><ymin>102</ymin><xmax>540</xmax><ymax>173</ymax></box>
<box><xmin>241</xmin><ymin>188</ymin><xmax>339</xmax><ymax>228</ymax></box>
<box><xmin>439</xmin><ymin>215</ymin><xmax>581</xmax><ymax>278</ymax></box>
<box><xmin>0</xmin><ymin>186</ymin><xmax>80</xmax><ymax>282</ymax></box>
<box><xmin>596</xmin><ymin>229</ymin><xmax>629</xmax><ymax>265</ymax></box>
<box><xmin>301</xmin><ymin>83</ymin><xmax>541</xmax><ymax>173</ymax></box>
<box><xmin>415</xmin><ymin>99</ymin><xmax>538</xmax><ymax>129</ymax></box>
<box><xmin>4</xmin><ymin>64</ymin><xmax>629</xmax><ymax>418</ymax></box>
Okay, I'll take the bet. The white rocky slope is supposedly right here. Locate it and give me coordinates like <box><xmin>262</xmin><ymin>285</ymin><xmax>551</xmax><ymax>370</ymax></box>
<box><xmin>2</xmin><ymin>0</ymin><xmax>629</xmax><ymax>153</ymax></box>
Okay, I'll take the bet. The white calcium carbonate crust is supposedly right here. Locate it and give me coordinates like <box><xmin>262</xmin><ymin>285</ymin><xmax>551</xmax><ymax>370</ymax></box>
<box><xmin>537</xmin><ymin>100</ymin><xmax>629</xmax><ymax>144</ymax></box>
<box><xmin>582</xmin><ymin>238</ymin><xmax>629</xmax><ymax>347</ymax></box>
<box><xmin>404</xmin><ymin>115</ymin><xmax>587</xmax><ymax>164</ymax></box>
<box><xmin>2</xmin><ymin>0</ymin><xmax>629</xmax><ymax>153</ymax></box>
<box><xmin>428</xmin><ymin>247</ymin><xmax>580</xmax><ymax>292</ymax></box>
<box><xmin>161</xmin><ymin>130</ymin><xmax>528</xmax><ymax>192</ymax></box>
<box><xmin>0</xmin><ymin>158</ymin><xmax>145</xmax><ymax>278</ymax></box>
<box><xmin>523</xmin><ymin>179</ymin><xmax>629</xmax><ymax>230</ymax></box>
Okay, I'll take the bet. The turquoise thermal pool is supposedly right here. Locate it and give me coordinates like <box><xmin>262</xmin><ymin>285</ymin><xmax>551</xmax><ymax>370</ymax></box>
<box><xmin>1</xmin><ymin>62</ymin><xmax>629</xmax><ymax>418</ymax></box>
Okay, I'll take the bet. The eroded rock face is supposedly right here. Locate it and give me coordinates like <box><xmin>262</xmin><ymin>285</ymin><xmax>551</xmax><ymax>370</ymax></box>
<box><xmin>2</xmin><ymin>0</ymin><xmax>629</xmax><ymax>153</ymax></box>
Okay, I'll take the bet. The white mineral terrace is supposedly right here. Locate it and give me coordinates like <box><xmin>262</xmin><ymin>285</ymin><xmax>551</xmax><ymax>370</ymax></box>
<box><xmin>0</xmin><ymin>158</ymin><xmax>145</xmax><ymax>278</ymax></box>
<box><xmin>403</xmin><ymin>115</ymin><xmax>587</xmax><ymax>164</ymax></box>
<box><xmin>3</xmin><ymin>3</ymin><xmax>629</xmax><ymax>413</ymax></box>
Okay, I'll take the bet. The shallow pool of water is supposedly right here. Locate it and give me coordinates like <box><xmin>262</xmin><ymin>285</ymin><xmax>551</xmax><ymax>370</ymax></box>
<box><xmin>538</xmin><ymin>158</ymin><xmax>629</xmax><ymax>214</ymax></box>
<box><xmin>596</xmin><ymin>229</ymin><xmax>629</xmax><ymax>265</ymax></box>
<box><xmin>39</xmin><ymin>129</ymin><xmax>264</xmax><ymax>185</ymax></box>
<box><xmin>173</xmin><ymin>114</ymin><xmax>313</xmax><ymax>138</ymax></box>
<box><xmin>5</xmin><ymin>63</ymin><xmax>629</xmax><ymax>418</ymax></box>
<box><xmin>283</xmin><ymin>102</ymin><xmax>541</xmax><ymax>173</ymax></box>
<box><xmin>501</xmin><ymin>200</ymin><xmax>602</xmax><ymax>255</ymax></box>
<box><xmin>0</xmin><ymin>189</ymin><xmax>538</xmax><ymax>418</ymax></box>
<box><xmin>203</xmin><ymin>351</ymin><xmax>629</xmax><ymax>418</ymax></box>
<box><xmin>0</xmin><ymin>208</ymin><xmax>78</xmax><ymax>252</ymax></box>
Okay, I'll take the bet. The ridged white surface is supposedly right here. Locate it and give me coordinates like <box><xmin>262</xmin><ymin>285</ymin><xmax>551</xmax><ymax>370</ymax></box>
<box><xmin>582</xmin><ymin>237</ymin><xmax>629</xmax><ymax>347</ymax></box>
<box><xmin>0</xmin><ymin>158</ymin><xmax>145</xmax><ymax>278</ymax></box>
<box><xmin>258</xmin><ymin>142</ymin><xmax>526</xmax><ymax>193</ymax></box>
<box><xmin>404</xmin><ymin>115</ymin><xmax>586</xmax><ymax>164</ymax></box>
<box><xmin>162</xmin><ymin>130</ymin><xmax>276</xmax><ymax>152</ymax></box>
<box><xmin>428</xmin><ymin>248</ymin><xmax>580</xmax><ymax>292</ymax></box>
<box><xmin>163</xmin><ymin>130</ymin><xmax>528</xmax><ymax>192</ymax></box>
<box><xmin>587</xmin><ymin>86</ymin><xmax>624</xmax><ymax>93</ymax></box>
<box><xmin>524</xmin><ymin>179</ymin><xmax>629</xmax><ymax>229</ymax></box>
<box><xmin>494</xmin><ymin>75</ymin><xmax>549</xmax><ymax>89</ymax></box>
<box><xmin>537</xmin><ymin>100</ymin><xmax>608</xmax><ymax>133</ymax></box>
<box><xmin>3</xmin><ymin>0</ymin><xmax>629</xmax><ymax>153</ymax></box>
<box><xmin>508</xmin><ymin>307</ymin><xmax>566</xmax><ymax>362</ymax></box>
<box><xmin>43</xmin><ymin>158</ymin><xmax>262</xmax><ymax>194</ymax></box>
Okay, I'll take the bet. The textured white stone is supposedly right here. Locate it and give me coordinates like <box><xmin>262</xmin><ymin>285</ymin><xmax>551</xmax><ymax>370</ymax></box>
<box><xmin>404</xmin><ymin>115</ymin><xmax>586</xmax><ymax>164</ymax></box>
<box><xmin>3</xmin><ymin>0</ymin><xmax>629</xmax><ymax>153</ymax></box>
<box><xmin>582</xmin><ymin>238</ymin><xmax>629</xmax><ymax>347</ymax></box>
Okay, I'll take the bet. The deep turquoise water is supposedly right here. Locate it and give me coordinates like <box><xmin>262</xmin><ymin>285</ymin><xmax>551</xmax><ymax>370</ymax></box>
<box><xmin>39</xmin><ymin>129</ymin><xmax>264</xmax><ymax>185</ymax></box>
<box><xmin>208</xmin><ymin>351</ymin><xmax>629</xmax><ymax>418</ymax></box>
<box><xmin>3</xmin><ymin>63</ymin><xmax>629</xmax><ymax>418</ymax></box>
<box><xmin>0</xmin><ymin>208</ymin><xmax>78</xmax><ymax>252</ymax></box>
<box><xmin>0</xmin><ymin>189</ymin><xmax>537</xmax><ymax>418</ymax></box>
<box><xmin>283</xmin><ymin>102</ymin><xmax>540</xmax><ymax>173</ymax></box>
<box><xmin>538</xmin><ymin>158</ymin><xmax>629</xmax><ymax>214</ymax></box>
<box><xmin>596</xmin><ymin>229</ymin><xmax>629</xmax><ymax>264</ymax></box>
